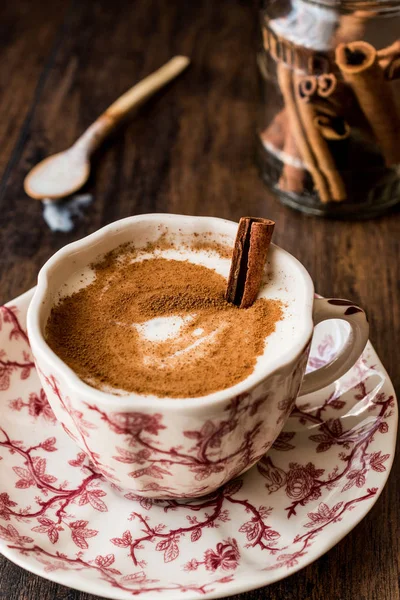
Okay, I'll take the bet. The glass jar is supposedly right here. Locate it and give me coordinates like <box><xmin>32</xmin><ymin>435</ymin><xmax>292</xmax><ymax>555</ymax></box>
<box><xmin>257</xmin><ymin>0</ymin><xmax>400</xmax><ymax>218</ymax></box>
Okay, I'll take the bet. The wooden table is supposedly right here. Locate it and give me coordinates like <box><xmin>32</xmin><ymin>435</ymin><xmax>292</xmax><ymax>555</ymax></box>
<box><xmin>0</xmin><ymin>1</ymin><xmax>398</xmax><ymax>599</ymax></box>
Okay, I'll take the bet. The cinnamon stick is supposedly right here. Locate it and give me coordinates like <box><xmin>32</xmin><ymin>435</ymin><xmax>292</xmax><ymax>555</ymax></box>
<box><xmin>377</xmin><ymin>40</ymin><xmax>400</xmax><ymax>79</ymax></box>
<box><xmin>313</xmin><ymin>114</ymin><xmax>350</xmax><ymax>141</ymax></box>
<box><xmin>261</xmin><ymin>110</ymin><xmax>305</xmax><ymax>194</ymax></box>
<box><xmin>295</xmin><ymin>73</ymin><xmax>347</xmax><ymax>202</ymax></box>
<box><xmin>298</xmin><ymin>74</ymin><xmax>352</xmax><ymax>116</ymax></box>
<box><xmin>317</xmin><ymin>73</ymin><xmax>338</xmax><ymax>98</ymax></box>
<box><xmin>385</xmin><ymin>57</ymin><xmax>400</xmax><ymax>81</ymax></box>
<box><xmin>260</xmin><ymin>109</ymin><xmax>288</xmax><ymax>151</ymax></box>
<box><xmin>226</xmin><ymin>217</ymin><xmax>274</xmax><ymax>309</ymax></box>
<box><xmin>298</xmin><ymin>76</ymin><xmax>318</xmax><ymax>102</ymax></box>
<box><xmin>294</xmin><ymin>71</ymin><xmax>357</xmax><ymax>128</ymax></box>
<box><xmin>277</xmin><ymin>62</ymin><xmax>331</xmax><ymax>203</ymax></box>
<box><xmin>336</xmin><ymin>41</ymin><xmax>400</xmax><ymax>166</ymax></box>
<box><xmin>278</xmin><ymin>133</ymin><xmax>305</xmax><ymax>194</ymax></box>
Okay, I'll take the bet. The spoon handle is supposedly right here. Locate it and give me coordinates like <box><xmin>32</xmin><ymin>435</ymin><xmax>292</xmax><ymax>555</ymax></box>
<box><xmin>73</xmin><ymin>56</ymin><xmax>190</xmax><ymax>155</ymax></box>
<box><xmin>106</xmin><ymin>56</ymin><xmax>190</xmax><ymax>117</ymax></box>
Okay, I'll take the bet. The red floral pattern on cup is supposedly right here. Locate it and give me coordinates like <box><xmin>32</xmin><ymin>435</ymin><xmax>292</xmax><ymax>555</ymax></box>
<box><xmin>0</xmin><ymin>297</ymin><xmax>396</xmax><ymax>598</ymax></box>
<box><xmin>35</xmin><ymin>338</ymin><xmax>310</xmax><ymax>497</ymax></box>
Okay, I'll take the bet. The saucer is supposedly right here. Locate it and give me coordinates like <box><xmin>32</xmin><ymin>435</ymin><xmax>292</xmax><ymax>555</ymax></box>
<box><xmin>0</xmin><ymin>290</ymin><xmax>397</xmax><ymax>599</ymax></box>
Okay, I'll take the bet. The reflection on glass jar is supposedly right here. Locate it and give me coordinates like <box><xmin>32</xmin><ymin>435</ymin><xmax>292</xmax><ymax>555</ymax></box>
<box><xmin>257</xmin><ymin>0</ymin><xmax>400</xmax><ymax>218</ymax></box>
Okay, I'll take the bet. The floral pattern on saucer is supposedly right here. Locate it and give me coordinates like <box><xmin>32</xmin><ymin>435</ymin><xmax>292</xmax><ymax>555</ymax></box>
<box><xmin>0</xmin><ymin>290</ymin><xmax>397</xmax><ymax>600</ymax></box>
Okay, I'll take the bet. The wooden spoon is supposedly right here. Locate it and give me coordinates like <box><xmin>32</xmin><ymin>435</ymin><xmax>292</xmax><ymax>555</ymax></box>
<box><xmin>24</xmin><ymin>56</ymin><xmax>190</xmax><ymax>201</ymax></box>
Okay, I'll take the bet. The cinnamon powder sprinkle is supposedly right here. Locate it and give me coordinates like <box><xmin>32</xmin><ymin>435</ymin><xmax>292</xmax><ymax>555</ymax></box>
<box><xmin>45</xmin><ymin>242</ymin><xmax>283</xmax><ymax>398</ymax></box>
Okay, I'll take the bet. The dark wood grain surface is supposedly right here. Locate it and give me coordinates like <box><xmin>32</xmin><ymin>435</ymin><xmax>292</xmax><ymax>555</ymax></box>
<box><xmin>0</xmin><ymin>1</ymin><xmax>398</xmax><ymax>599</ymax></box>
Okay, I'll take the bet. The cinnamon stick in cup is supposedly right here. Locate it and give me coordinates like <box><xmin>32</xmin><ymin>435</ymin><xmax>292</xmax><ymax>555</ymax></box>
<box><xmin>226</xmin><ymin>217</ymin><xmax>274</xmax><ymax>309</ymax></box>
<box><xmin>336</xmin><ymin>41</ymin><xmax>400</xmax><ymax>166</ymax></box>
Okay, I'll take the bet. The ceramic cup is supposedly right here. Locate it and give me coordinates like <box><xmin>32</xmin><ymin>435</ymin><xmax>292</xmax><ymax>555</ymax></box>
<box><xmin>27</xmin><ymin>214</ymin><xmax>369</xmax><ymax>498</ymax></box>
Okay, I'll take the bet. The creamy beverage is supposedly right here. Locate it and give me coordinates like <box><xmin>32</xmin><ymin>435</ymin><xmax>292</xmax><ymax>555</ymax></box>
<box><xmin>45</xmin><ymin>234</ymin><xmax>289</xmax><ymax>398</ymax></box>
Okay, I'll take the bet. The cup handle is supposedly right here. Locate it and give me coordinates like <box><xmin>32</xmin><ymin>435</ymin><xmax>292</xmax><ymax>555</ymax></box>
<box><xmin>299</xmin><ymin>297</ymin><xmax>369</xmax><ymax>396</ymax></box>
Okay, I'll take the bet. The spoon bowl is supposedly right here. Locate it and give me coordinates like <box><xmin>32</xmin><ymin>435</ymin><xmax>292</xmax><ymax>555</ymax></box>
<box><xmin>24</xmin><ymin>149</ymin><xmax>90</xmax><ymax>200</ymax></box>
